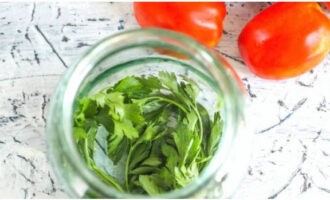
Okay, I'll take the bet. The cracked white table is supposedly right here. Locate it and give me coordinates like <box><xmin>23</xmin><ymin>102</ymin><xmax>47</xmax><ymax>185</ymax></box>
<box><xmin>0</xmin><ymin>2</ymin><xmax>329</xmax><ymax>199</ymax></box>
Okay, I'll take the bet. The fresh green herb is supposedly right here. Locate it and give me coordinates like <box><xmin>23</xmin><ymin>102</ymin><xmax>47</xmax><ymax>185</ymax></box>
<box><xmin>73</xmin><ymin>71</ymin><xmax>223</xmax><ymax>195</ymax></box>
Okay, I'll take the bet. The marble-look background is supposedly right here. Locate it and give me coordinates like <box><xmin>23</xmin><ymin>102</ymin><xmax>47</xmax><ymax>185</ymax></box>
<box><xmin>0</xmin><ymin>2</ymin><xmax>329</xmax><ymax>199</ymax></box>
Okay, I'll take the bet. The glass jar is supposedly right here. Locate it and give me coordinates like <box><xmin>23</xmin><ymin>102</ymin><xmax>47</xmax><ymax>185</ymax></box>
<box><xmin>46</xmin><ymin>28</ymin><xmax>251</xmax><ymax>198</ymax></box>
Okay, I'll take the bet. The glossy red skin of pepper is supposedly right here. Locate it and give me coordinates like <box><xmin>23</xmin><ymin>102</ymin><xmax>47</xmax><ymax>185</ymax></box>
<box><xmin>238</xmin><ymin>3</ymin><xmax>330</xmax><ymax>79</ymax></box>
<box><xmin>324</xmin><ymin>2</ymin><xmax>330</xmax><ymax>10</ymax></box>
<box><xmin>133</xmin><ymin>2</ymin><xmax>226</xmax><ymax>47</ymax></box>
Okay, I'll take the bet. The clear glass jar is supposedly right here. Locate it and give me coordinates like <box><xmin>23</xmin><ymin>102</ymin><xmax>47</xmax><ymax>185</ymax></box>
<box><xmin>46</xmin><ymin>28</ymin><xmax>251</xmax><ymax>198</ymax></box>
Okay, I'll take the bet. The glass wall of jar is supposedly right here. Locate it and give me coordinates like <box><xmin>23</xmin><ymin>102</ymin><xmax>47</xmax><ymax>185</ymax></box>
<box><xmin>46</xmin><ymin>28</ymin><xmax>251</xmax><ymax>198</ymax></box>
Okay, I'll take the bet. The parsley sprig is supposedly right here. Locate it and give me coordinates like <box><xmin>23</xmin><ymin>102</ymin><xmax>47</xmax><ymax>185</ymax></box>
<box><xmin>73</xmin><ymin>71</ymin><xmax>223</xmax><ymax>195</ymax></box>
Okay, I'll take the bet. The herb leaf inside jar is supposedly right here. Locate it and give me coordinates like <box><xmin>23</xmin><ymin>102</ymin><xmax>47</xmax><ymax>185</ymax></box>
<box><xmin>73</xmin><ymin>71</ymin><xmax>223</xmax><ymax>195</ymax></box>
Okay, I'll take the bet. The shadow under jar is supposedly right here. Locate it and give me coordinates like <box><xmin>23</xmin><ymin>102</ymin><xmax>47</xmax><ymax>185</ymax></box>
<box><xmin>46</xmin><ymin>28</ymin><xmax>251</xmax><ymax>198</ymax></box>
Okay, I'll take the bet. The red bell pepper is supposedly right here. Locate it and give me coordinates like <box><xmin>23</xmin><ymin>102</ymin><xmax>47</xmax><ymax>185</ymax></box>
<box><xmin>134</xmin><ymin>2</ymin><xmax>226</xmax><ymax>47</ymax></box>
<box><xmin>238</xmin><ymin>3</ymin><xmax>330</xmax><ymax>79</ymax></box>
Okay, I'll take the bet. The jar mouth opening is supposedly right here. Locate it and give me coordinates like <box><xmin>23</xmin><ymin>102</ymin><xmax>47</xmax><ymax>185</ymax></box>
<box><xmin>52</xmin><ymin>28</ymin><xmax>244</xmax><ymax>198</ymax></box>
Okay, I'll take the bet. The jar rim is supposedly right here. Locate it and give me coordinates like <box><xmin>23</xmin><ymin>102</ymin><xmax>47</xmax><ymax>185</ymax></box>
<box><xmin>47</xmin><ymin>27</ymin><xmax>245</xmax><ymax>198</ymax></box>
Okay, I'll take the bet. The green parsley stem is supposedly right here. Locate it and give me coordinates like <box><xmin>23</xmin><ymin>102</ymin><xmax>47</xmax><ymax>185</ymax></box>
<box><xmin>143</xmin><ymin>96</ymin><xmax>189</xmax><ymax>113</ymax></box>
<box><xmin>91</xmin><ymin>164</ymin><xmax>124</xmax><ymax>192</ymax></box>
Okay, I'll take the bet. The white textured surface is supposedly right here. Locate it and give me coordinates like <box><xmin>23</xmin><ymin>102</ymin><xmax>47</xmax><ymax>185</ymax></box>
<box><xmin>0</xmin><ymin>2</ymin><xmax>329</xmax><ymax>199</ymax></box>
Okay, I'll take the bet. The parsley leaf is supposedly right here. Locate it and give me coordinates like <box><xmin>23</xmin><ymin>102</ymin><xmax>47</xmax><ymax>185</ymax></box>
<box><xmin>107</xmin><ymin>133</ymin><xmax>128</xmax><ymax>164</ymax></box>
<box><xmin>138</xmin><ymin>175</ymin><xmax>165</xmax><ymax>195</ymax></box>
<box><xmin>207</xmin><ymin>112</ymin><xmax>223</xmax><ymax>155</ymax></box>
